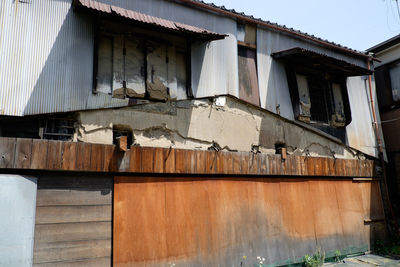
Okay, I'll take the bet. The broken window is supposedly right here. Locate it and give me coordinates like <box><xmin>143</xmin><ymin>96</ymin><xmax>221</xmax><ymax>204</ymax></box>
<box><xmin>237</xmin><ymin>22</ymin><xmax>260</xmax><ymax>106</ymax></box>
<box><xmin>93</xmin><ymin>20</ymin><xmax>189</xmax><ymax>101</ymax></box>
<box><xmin>270</xmin><ymin>48</ymin><xmax>371</xmax><ymax>141</ymax></box>
<box><xmin>291</xmin><ymin>73</ymin><xmax>347</xmax><ymax>126</ymax></box>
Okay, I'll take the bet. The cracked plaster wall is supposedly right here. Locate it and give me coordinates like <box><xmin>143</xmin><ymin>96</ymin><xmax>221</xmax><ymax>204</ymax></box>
<box><xmin>77</xmin><ymin>96</ymin><xmax>362</xmax><ymax>159</ymax></box>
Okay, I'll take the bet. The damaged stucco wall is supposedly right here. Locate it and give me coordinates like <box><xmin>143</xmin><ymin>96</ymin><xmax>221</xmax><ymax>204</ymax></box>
<box><xmin>77</xmin><ymin>96</ymin><xmax>364</xmax><ymax>159</ymax></box>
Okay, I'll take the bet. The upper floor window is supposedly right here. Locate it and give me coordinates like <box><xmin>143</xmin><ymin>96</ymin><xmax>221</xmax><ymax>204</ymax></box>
<box><xmin>73</xmin><ymin>0</ymin><xmax>226</xmax><ymax>101</ymax></box>
<box><xmin>375</xmin><ymin>60</ymin><xmax>400</xmax><ymax>110</ymax></box>
<box><xmin>273</xmin><ymin>48</ymin><xmax>371</xmax><ymax>141</ymax></box>
<box><xmin>94</xmin><ymin>20</ymin><xmax>189</xmax><ymax>101</ymax></box>
<box><xmin>294</xmin><ymin>73</ymin><xmax>347</xmax><ymax>127</ymax></box>
<box><xmin>389</xmin><ymin>62</ymin><xmax>400</xmax><ymax>101</ymax></box>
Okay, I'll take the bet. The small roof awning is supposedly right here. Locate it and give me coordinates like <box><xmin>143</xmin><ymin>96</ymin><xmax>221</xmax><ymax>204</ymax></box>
<box><xmin>272</xmin><ymin>48</ymin><xmax>372</xmax><ymax>76</ymax></box>
<box><xmin>74</xmin><ymin>0</ymin><xmax>227</xmax><ymax>41</ymax></box>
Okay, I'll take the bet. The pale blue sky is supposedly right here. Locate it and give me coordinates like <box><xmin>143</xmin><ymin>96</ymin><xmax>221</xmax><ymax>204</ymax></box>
<box><xmin>210</xmin><ymin>0</ymin><xmax>400</xmax><ymax>51</ymax></box>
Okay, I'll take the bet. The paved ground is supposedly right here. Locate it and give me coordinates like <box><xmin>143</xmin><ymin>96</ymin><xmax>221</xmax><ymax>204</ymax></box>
<box><xmin>325</xmin><ymin>254</ymin><xmax>400</xmax><ymax>266</ymax></box>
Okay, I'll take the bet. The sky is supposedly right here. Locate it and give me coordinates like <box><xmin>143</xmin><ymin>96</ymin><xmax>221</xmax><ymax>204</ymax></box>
<box><xmin>210</xmin><ymin>0</ymin><xmax>400</xmax><ymax>51</ymax></box>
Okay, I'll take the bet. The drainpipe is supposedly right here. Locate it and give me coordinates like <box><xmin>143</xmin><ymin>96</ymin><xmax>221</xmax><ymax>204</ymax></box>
<box><xmin>367</xmin><ymin>58</ymin><xmax>398</xmax><ymax>232</ymax></box>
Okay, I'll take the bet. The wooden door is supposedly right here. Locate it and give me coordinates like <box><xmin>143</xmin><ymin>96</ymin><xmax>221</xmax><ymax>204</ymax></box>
<box><xmin>33</xmin><ymin>176</ymin><xmax>112</xmax><ymax>266</ymax></box>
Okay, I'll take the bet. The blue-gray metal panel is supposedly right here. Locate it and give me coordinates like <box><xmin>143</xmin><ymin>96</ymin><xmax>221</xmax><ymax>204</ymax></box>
<box><xmin>0</xmin><ymin>175</ymin><xmax>37</xmax><ymax>267</ymax></box>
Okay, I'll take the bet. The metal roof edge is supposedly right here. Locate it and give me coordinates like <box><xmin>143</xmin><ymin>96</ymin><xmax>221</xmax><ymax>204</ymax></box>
<box><xmin>174</xmin><ymin>0</ymin><xmax>371</xmax><ymax>59</ymax></box>
<box><xmin>367</xmin><ymin>34</ymin><xmax>400</xmax><ymax>54</ymax></box>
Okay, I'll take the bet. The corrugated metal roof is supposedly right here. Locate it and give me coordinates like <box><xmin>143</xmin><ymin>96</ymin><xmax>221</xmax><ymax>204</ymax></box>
<box><xmin>176</xmin><ymin>0</ymin><xmax>371</xmax><ymax>59</ymax></box>
<box><xmin>367</xmin><ymin>34</ymin><xmax>400</xmax><ymax>53</ymax></box>
<box><xmin>272</xmin><ymin>48</ymin><xmax>372</xmax><ymax>76</ymax></box>
<box><xmin>74</xmin><ymin>0</ymin><xmax>226</xmax><ymax>40</ymax></box>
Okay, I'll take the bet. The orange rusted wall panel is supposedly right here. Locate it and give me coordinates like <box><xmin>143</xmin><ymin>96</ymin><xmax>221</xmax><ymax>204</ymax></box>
<box><xmin>113</xmin><ymin>178</ymin><xmax>387</xmax><ymax>266</ymax></box>
<box><xmin>114</xmin><ymin>177</ymin><xmax>168</xmax><ymax>266</ymax></box>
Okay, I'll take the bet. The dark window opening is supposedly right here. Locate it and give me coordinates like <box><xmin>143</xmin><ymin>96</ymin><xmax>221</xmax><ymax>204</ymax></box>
<box><xmin>0</xmin><ymin>114</ymin><xmax>76</xmax><ymax>141</ymax></box>
<box><xmin>308</xmin><ymin>77</ymin><xmax>332</xmax><ymax>124</ymax></box>
<box><xmin>285</xmin><ymin>68</ymin><xmax>350</xmax><ymax>142</ymax></box>
<box><xmin>375</xmin><ymin>60</ymin><xmax>400</xmax><ymax>111</ymax></box>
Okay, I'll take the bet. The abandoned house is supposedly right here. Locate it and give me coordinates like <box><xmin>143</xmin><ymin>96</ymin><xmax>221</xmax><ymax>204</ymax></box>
<box><xmin>368</xmin><ymin>35</ymin><xmax>400</xmax><ymax>224</ymax></box>
<box><xmin>0</xmin><ymin>0</ymin><xmax>389</xmax><ymax>266</ymax></box>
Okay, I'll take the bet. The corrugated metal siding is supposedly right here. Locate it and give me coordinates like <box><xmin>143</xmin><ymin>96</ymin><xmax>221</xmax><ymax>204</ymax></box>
<box><xmin>0</xmin><ymin>0</ymin><xmax>129</xmax><ymax>116</ymax></box>
<box><xmin>1</xmin><ymin>0</ymin><xmax>369</xmax><ymax>117</ymax></box>
<box><xmin>346</xmin><ymin>76</ymin><xmax>384</xmax><ymax>159</ymax></box>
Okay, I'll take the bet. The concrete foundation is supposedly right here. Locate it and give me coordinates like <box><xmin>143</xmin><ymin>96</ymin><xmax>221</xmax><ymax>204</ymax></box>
<box><xmin>77</xmin><ymin>96</ymin><xmax>364</xmax><ymax>159</ymax></box>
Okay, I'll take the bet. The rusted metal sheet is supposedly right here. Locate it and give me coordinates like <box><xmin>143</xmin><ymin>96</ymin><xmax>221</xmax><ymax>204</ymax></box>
<box><xmin>238</xmin><ymin>46</ymin><xmax>260</xmax><ymax>106</ymax></box>
<box><xmin>75</xmin><ymin>0</ymin><xmax>225</xmax><ymax>40</ymax></box>
<box><xmin>113</xmin><ymin>177</ymin><xmax>386</xmax><ymax>266</ymax></box>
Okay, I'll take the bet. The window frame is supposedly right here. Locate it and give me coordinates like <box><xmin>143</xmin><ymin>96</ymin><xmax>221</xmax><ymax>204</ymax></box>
<box><xmin>285</xmin><ymin>65</ymin><xmax>351</xmax><ymax>141</ymax></box>
<box><xmin>375</xmin><ymin>58</ymin><xmax>400</xmax><ymax>111</ymax></box>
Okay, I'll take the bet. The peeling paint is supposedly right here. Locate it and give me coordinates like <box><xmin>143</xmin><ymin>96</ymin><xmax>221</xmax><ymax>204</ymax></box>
<box><xmin>147</xmin><ymin>77</ymin><xmax>170</xmax><ymax>100</ymax></box>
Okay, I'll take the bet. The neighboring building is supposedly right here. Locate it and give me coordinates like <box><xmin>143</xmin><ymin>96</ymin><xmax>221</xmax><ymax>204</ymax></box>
<box><xmin>368</xmin><ymin>35</ymin><xmax>400</xmax><ymax>219</ymax></box>
<box><xmin>0</xmin><ymin>0</ymin><xmax>388</xmax><ymax>266</ymax></box>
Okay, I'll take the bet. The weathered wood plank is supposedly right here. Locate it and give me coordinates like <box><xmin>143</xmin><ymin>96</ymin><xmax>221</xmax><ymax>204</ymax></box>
<box><xmin>306</xmin><ymin>156</ymin><xmax>315</xmax><ymax>176</ymax></box>
<box><xmin>219</xmin><ymin>152</ymin><xmax>233</xmax><ymax>174</ymax></box>
<box><xmin>258</xmin><ymin>153</ymin><xmax>268</xmax><ymax>175</ymax></box>
<box><xmin>35</xmin><ymin>205</ymin><xmax>112</xmax><ymax>224</ymax></box>
<box><xmin>195</xmin><ymin>150</ymin><xmax>207</xmax><ymax>174</ymax></box>
<box><xmin>240</xmin><ymin>153</ymin><xmax>249</xmax><ymax>175</ymax></box>
<box><xmin>46</xmin><ymin>141</ymin><xmax>64</xmax><ymax>170</ymax></box>
<box><xmin>34</xmin><ymin>222</ymin><xmax>111</xmax><ymax>244</ymax></box>
<box><xmin>185</xmin><ymin>149</ymin><xmax>196</xmax><ymax>174</ymax></box>
<box><xmin>327</xmin><ymin>158</ymin><xmax>335</xmax><ymax>176</ymax></box>
<box><xmin>36</xmin><ymin>190</ymin><xmax>112</xmax><ymax>206</ymax></box>
<box><xmin>248</xmin><ymin>153</ymin><xmax>258</xmax><ymax>175</ymax></box>
<box><xmin>175</xmin><ymin>149</ymin><xmax>186</xmax><ymax>174</ymax></box>
<box><xmin>33</xmin><ymin>257</ymin><xmax>111</xmax><ymax>267</ymax></box>
<box><xmin>0</xmin><ymin>137</ymin><xmax>16</xmax><ymax>168</ymax></box>
<box><xmin>153</xmin><ymin>147</ymin><xmax>165</xmax><ymax>173</ymax></box>
<box><xmin>76</xmin><ymin>142</ymin><xmax>91</xmax><ymax>171</ymax></box>
<box><xmin>103</xmin><ymin>145</ymin><xmax>115</xmax><ymax>172</ymax></box>
<box><xmin>205</xmin><ymin>151</ymin><xmax>216</xmax><ymax>174</ymax></box>
<box><xmin>31</xmin><ymin>139</ymin><xmax>48</xmax><ymax>169</ymax></box>
<box><xmin>14</xmin><ymin>138</ymin><xmax>32</xmax><ymax>169</ymax></box>
<box><xmin>62</xmin><ymin>142</ymin><xmax>77</xmax><ymax>171</ymax></box>
<box><xmin>164</xmin><ymin>148</ymin><xmax>175</xmax><ymax>173</ymax></box>
<box><xmin>129</xmin><ymin>146</ymin><xmax>141</xmax><ymax>172</ymax></box>
<box><xmin>90</xmin><ymin>144</ymin><xmax>105</xmax><ymax>172</ymax></box>
<box><xmin>141</xmin><ymin>147</ymin><xmax>154</xmax><ymax>173</ymax></box>
<box><xmin>33</xmin><ymin>239</ymin><xmax>111</xmax><ymax>264</ymax></box>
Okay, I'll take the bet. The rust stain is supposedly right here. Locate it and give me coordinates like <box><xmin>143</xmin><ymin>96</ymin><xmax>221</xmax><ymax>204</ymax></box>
<box><xmin>113</xmin><ymin>178</ymin><xmax>386</xmax><ymax>266</ymax></box>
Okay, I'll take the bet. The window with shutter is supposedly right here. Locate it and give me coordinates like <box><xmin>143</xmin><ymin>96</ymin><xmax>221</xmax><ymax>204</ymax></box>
<box><xmin>93</xmin><ymin>20</ymin><xmax>189</xmax><ymax>101</ymax></box>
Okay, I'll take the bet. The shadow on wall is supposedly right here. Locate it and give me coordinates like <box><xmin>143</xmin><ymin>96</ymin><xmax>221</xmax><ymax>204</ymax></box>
<box><xmin>23</xmin><ymin>2</ymin><xmax>93</xmax><ymax>116</ymax></box>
